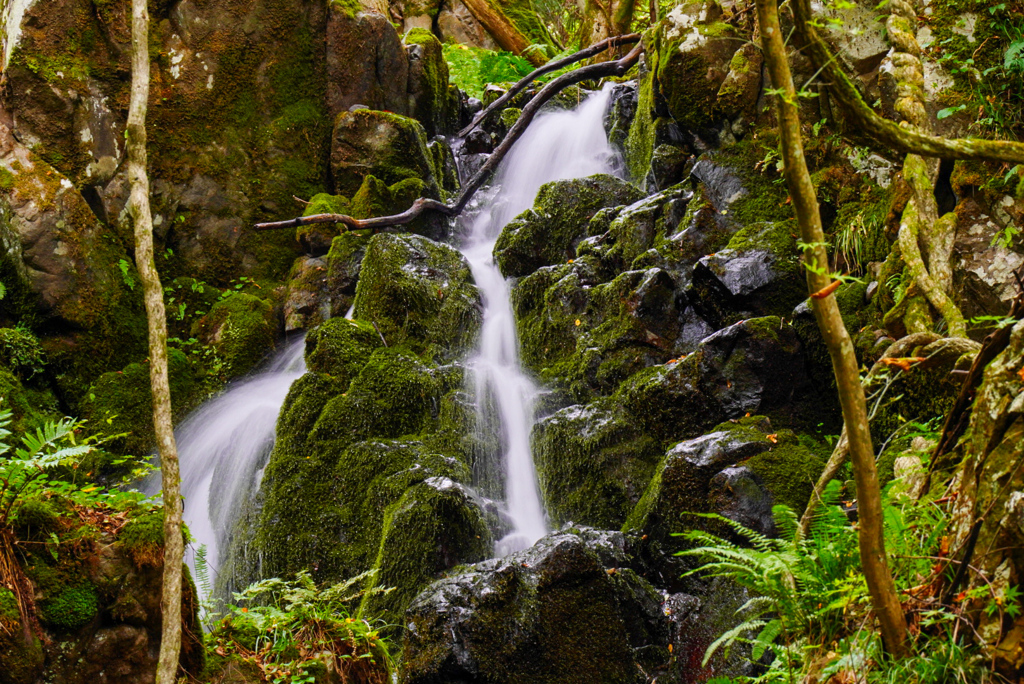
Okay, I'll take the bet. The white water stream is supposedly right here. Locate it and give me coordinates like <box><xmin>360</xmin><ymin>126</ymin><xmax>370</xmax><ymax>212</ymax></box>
<box><xmin>460</xmin><ymin>86</ymin><xmax>621</xmax><ymax>555</ymax></box>
<box><xmin>149</xmin><ymin>336</ymin><xmax>306</xmax><ymax>587</ymax></box>
<box><xmin>162</xmin><ymin>86</ymin><xmax>622</xmax><ymax>595</ymax></box>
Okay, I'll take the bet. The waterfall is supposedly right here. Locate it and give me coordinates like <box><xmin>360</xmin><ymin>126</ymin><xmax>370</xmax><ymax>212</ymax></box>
<box><xmin>460</xmin><ymin>86</ymin><xmax>621</xmax><ymax>556</ymax></box>
<box><xmin>147</xmin><ymin>336</ymin><xmax>306</xmax><ymax>594</ymax></box>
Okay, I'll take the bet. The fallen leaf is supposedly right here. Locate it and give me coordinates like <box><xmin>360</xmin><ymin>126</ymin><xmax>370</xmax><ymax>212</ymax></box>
<box><xmin>880</xmin><ymin>357</ymin><xmax>927</xmax><ymax>372</ymax></box>
<box><xmin>767</xmin><ymin>433</ymin><xmax>778</xmax><ymax>444</ymax></box>
<box><xmin>1018</xmin><ymin>365</ymin><xmax>1024</xmax><ymax>382</ymax></box>
<box><xmin>810</xmin><ymin>280</ymin><xmax>842</xmax><ymax>299</ymax></box>
<box><xmin>574</xmin><ymin>319</ymin><xmax>581</xmax><ymax>326</ymax></box>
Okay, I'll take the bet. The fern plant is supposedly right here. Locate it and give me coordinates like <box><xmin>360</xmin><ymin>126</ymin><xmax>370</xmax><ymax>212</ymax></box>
<box><xmin>677</xmin><ymin>480</ymin><xmax>963</xmax><ymax>683</ymax></box>
<box><xmin>211</xmin><ymin>570</ymin><xmax>395</xmax><ymax>684</ymax></box>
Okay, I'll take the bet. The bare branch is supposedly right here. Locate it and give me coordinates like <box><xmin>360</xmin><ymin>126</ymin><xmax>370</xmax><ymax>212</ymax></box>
<box><xmin>255</xmin><ymin>42</ymin><xmax>644</xmax><ymax>233</ymax></box>
<box><xmin>459</xmin><ymin>33</ymin><xmax>641</xmax><ymax>138</ymax></box>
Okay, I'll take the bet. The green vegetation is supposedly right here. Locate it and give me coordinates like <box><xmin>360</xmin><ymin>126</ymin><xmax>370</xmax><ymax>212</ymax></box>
<box><xmin>207</xmin><ymin>570</ymin><xmax>393</xmax><ymax>684</ymax></box>
<box><xmin>679</xmin><ymin>480</ymin><xmax>999</xmax><ymax>683</ymax></box>
<box><xmin>442</xmin><ymin>43</ymin><xmax>534</xmax><ymax>98</ymax></box>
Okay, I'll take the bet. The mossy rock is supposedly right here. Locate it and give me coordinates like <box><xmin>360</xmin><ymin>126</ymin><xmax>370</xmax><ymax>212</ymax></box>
<box><xmin>39</xmin><ymin>582</ymin><xmax>99</xmax><ymax>631</ymax></box>
<box><xmin>353</xmin><ymin>233</ymin><xmax>481</xmax><ymax>358</ymax></box>
<box><xmin>330</xmin><ymin>109</ymin><xmax>439</xmax><ymax>198</ymax></box>
<box><xmin>361</xmin><ymin>477</ymin><xmax>491</xmax><ymax>626</ymax></box>
<box><xmin>494</xmin><ymin>174</ymin><xmax>644</xmax><ymax>278</ymax></box>
<box><xmin>404</xmin><ymin>28</ymin><xmax>462</xmax><ymax>137</ymax></box>
<box><xmin>12</xmin><ymin>497</ymin><xmax>61</xmax><ymax>542</ymax></box>
<box><xmin>193</xmin><ymin>293</ymin><xmax>277</xmax><ymax>379</ymax></box>
<box><xmin>0</xmin><ymin>364</ymin><xmax>59</xmax><ymax>436</ymax></box>
<box><xmin>82</xmin><ymin>347</ymin><xmax>198</xmax><ymax>457</ymax></box>
<box><xmin>689</xmin><ymin>221</ymin><xmax>805</xmax><ymax>328</ymax></box>
<box><xmin>533</xmin><ymin>399</ymin><xmax>664</xmax><ymax>529</ymax></box>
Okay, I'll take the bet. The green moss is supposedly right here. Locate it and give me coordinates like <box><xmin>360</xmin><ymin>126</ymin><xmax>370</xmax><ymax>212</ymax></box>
<box><xmin>0</xmin><ymin>167</ymin><xmax>14</xmax><ymax>191</ymax></box>
<box><xmin>305</xmin><ymin>317</ymin><xmax>382</xmax><ymax>384</ymax></box>
<box><xmin>82</xmin><ymin>347</ymin><xmax>198</xmax><ymax>457</ymax></box>
<box><xmin>40</xmin><ymin>582</ymin><xmax>99</xmax><ymax>630</ymax></box>
<box><xmin>353</xmin><ymin>233</ymin><xmax>481</xmax><ymax>358</ymax></box>
<box><xmin>0</xmin><ymin>366</ymin><xmax>58</xmax><ymax>436</ymax></box>
<box><xmin>360</xmin><ymin>479</ymin><xmax>490</xmax><ymax>626</ymax></box>
<box><xmin>494</xmin><ymin>174</ymin><xmax>644</xmax><ymax>278</ymax></box>
<box><xmin>533</xmin><ymin>400</ymin><xmax>663</xmax><ymax>528</ymax></box>
<box><xmin>13</xmin><ymin>498</ymin><xmax>60</xmax><ymax>541</ymax></box>
<box><xmin>743</xmin><ymin>431</ymin><xmax>829</xmax><ymax>512</ymax></box>
<box><xmin>117</xmin><ymin>510</ymin><xmax>169</xmax><ymax>568</ymax></box>
<box><xmin>625</xmin><ymin>67</ymin><xmax>657</xmax><ymax>183</ymax></box>
<box><xmin>193</xmin><ymin>293</ymin><xmax>276</xmax><ymax>379</ymax></box>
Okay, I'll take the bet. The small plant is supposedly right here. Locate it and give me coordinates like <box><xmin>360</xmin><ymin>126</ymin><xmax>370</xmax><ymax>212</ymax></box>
<box><xmin>210</xmin><ymin>570</ymin><xmax>395</xmax><ymax>684</ymax></box>
<box><xmin>0</xmin><ymin>326</ymin><xmax>46</xmax><ymax>379</ymax></box>
<box><xmin>118</xmin><ymin>258</ymin><xmax>136</xmax><ymax>291</ymax></box>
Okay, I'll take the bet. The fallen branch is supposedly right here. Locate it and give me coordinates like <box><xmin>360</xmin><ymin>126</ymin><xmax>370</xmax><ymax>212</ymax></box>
<box><xmin>255</xmin><ymin>41</ymin><xmax>644</xmax><ymax>233</ymax></box>
<box><xmin>459</xmin><ymin>33</ymin><xmax>641</xmax><ymax>137</ymax></box>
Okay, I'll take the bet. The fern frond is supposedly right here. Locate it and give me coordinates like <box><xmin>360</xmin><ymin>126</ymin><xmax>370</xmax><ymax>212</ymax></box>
<box><xmin>702</xmin><ymin>618</ymin><xmax>767</xmax><ymax>666</ymax></box>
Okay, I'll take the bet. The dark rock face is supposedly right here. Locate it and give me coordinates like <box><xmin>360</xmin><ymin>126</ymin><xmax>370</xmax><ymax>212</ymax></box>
<box><xmin>330</xmin><ymin>110</ymin><xmax>439</xmax><ymax>198</ymax></box>
<box><xmin>402</xmin><ymin>527</ymin><xmax>669</xmax><ymax>684</ymax></box>
<box><xmin>326</xmin><ymin>9</ymin><xmax>409</xmax><ymax>120</ymax></box>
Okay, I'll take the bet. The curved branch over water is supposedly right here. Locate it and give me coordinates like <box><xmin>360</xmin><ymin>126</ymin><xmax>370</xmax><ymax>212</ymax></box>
<box><xmin>459</xmin><ymin>33</ymin><xmax>640</xmax><ymax>137</ymax></box>
<box><xmin>254</xmin><ymin>41</ymin><xmax>643</xmax><ymax>233</ymax></box>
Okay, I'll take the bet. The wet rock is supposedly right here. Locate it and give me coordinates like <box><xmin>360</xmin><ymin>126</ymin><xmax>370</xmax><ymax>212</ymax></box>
<box><xmin>716</xmin><ymin>43</ymin><xmax>763</xmax><ymax>121</ymax></box>
<box><xmin>619</xmin><ymin>316</ymin><xmax>816</xmax><ymax>442</ymax></box>
<box><xmin>605</xmin><ymin>82</ymin><xmax>639</xmax><ymax>153</ymax></box>
<box><xmin>533</xmin><ymin>400</ymin><xmax>663</xmax><ymax>528</ymax></box>
<box><xmin>464</xmin><ymin>128</ymin><xmax>494</xmax><ymax>154</ymax></box>
<box><xmin>402</xmin><ymin>526</ymin><xmax>669</xmax><ymax>684</ymax></box>
<box><xmin>283</xmin><ymin>257</ymin><xmax>330</xmax><ymax>331</ymax></box>
<box><xmin>353</xmin><ymin>233</ymin><xmax>482</xmax><ymax>357</ymax></box>
<box><xmin>326</xmin><ymin>8</ymin><xmax>409</xmax><ymax>120</ymax></box>
<box><xmin>690</xmin><ymin>222</ymin><xmax>805</xmax><ymax>328</ymax></box>
<box><xmin>709</xmin><ymin>466</ymin><xmax>775</xmax><ymax>536</ymax></box>
<box><xmin>330</xmin><ymin>109</ymin><xmax>439</xmax><ymax>198</ymax></box>
<box><xmin>494</xmin><ymin>174</ymin><xmax>645</xmax><ymax>278</ymax></box>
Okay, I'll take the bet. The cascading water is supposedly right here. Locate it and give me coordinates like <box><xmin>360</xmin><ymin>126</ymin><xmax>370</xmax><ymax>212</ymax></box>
<box><xmin>460</xmin><ymin>86</ymin><xmax>622</xmax><ymax>556</ymax></box>
<box><xmin>147</xmin><ymin>336</ymin><xmax>306</xmax><ymax>594</ymax></box>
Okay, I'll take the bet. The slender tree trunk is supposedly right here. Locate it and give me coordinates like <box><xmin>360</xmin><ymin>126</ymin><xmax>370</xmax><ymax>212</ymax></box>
<box><xmin>755</xmin><ymin>0</ymin><xmax>909</xmax><ymax>658</ymax></box>
<box><xmin>127</xmin><ymin>1</ymin><xmax>184</xmax><ymax>681</ymax></box>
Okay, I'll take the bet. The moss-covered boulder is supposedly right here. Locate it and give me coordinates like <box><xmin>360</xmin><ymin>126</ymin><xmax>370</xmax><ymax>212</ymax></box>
<box><xmin>361</xmin><ymin>477</ymin><xmax>491</xmax><ymax>626</ymax></box>
<box><xmin>689</xmin><ymin>221</ymin><xmax>805</xmax><ymax>328</ymax></box>
<box><xmin>330</xmin><ymin>109</ymin><xmax>439</xmax><ymax>198</ymax></box>
<box><xmin>402</xmin><ymin>526</ymin><xmax>670</xmax><ymax>684</ymax></box>
<box><xmin>494</xmin><ymin>174</ymin><xmax>644</xmax><ymax>278</ymax></box>
<box><xmin>618</xmin><ymin>316</ymin><xmax>823</xmax><ymax>442</ymax></box>
<box><xmin>512</xmin><ymin>262</ymin><xmax>710</xmax><ymax>400</ymax></box>
<box><xmin>193</xmin><ymin>293</ymin><xmax>277</xmax><ymax>380</ymax></box>
<box><xmin>81</xmin><ymin>348</ymin><xmax>198</xmax><ymax>457</ymax></box>
<box><xmin>353</xmin><ymin>233</ymin><xmax>482</xmax><ymax>358</ymax></box>
<box><xmin>404</xmin><ymin>28</ymin><xmax>462</xmax><ymax>137</ymax></box>
<box><xmin>0</xmin><ymin>364</ymin><xmax>59</xmax><ymax>436</ymax></box>
<box><xmin>533</xmin><ymin>400</ymin><xmax>663</xmax><ymax>529</ymax></box>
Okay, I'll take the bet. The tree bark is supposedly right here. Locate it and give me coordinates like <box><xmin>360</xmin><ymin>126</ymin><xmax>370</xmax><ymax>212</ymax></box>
<box><xmin>256</xmin><ymin>42</ymin><xmax>644</xmax><ymax>233</ymax></box>
<box><xmin>128</xmin><ymin>1</ymin><xmax>184</xmax><ymax>682</ymax></box>
<box><xmin>460</xmin><ymin>0</ymin><xmax>547</xmax><ymax>66</ymax></box>
<box><xmin>755</xmin><ymin>0</ymin><xmax>909</xmax><ymax>657</ymax></box>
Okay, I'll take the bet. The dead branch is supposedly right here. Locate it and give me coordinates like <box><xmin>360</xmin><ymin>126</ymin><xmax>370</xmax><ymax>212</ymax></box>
<box><xmin>255</xmin><ymin>42</ymin><xmax>644</xmax><ymax>233</ymax></box>
<box><xmin>459</xmin><ymin>32</ymin><xmax>641</xmax><ymax>137</ymax></box>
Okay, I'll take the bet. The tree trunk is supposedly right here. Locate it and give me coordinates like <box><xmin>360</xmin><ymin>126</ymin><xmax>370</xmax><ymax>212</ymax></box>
<box><xmin>460</xmin><ymin>0</ymin><xmax>547</xmax><ymax>65</ymax></box>
<box><xmin>127</xmin><ymin>1</ymin><xmax>184</xmax><ymax>682</ymax></box>
<box><xmin>755</xmin><ymin>0</ymin><xmax>909</xmax><ymax>658</ymax></box>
